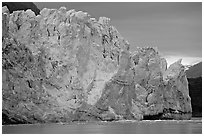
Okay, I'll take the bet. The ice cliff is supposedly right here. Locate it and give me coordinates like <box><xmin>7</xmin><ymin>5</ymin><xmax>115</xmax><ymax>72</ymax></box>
<box><xmin>2</xmin><ymin>6</ymin><xmax>192</xmax><ymax>124</ymax></box>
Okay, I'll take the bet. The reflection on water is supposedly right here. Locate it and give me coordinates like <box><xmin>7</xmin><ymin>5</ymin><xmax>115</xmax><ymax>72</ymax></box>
<box><xmin>2</xmin><ymin>118</ymin><xmax>202</xmax><ymax>134</ymax></box>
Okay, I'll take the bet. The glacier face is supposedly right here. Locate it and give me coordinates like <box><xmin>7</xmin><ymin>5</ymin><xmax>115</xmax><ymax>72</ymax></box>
<box><xmin>2</xmin><ymin>6</ymin><xmax>192</xmax><ymax>124</ymax></box>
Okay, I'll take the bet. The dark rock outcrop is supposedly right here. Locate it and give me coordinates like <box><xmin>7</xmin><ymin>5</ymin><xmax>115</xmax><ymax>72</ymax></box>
<box><xmin>2</xmin><ymin>6</ymin><xmax>192</xmax><ymax>124</ymax></box>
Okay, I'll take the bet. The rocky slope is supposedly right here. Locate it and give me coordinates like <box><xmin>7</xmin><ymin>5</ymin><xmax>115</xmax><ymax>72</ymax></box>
<box><xmin>186</xmin><ymin>62</ymin><xmax>202</xmax><ymax>117</ymax></box>
<box><xmin>2</xmin><ymin>6</ymin><xmax>192</xmax><ymax>124</ymax></box>
<box><xmin>188</xmin><ymin>77</ymin><xmax>202</xmax><ymax>117</ymax></box>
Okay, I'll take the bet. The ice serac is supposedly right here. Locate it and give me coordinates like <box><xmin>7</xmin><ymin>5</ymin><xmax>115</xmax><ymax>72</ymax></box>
<box><xmin>2</xmin><ymin>6</ymin><xmax>192</xmax><ymax>124</ymax></box>
<box><xmin>162</xmin><ymin>59</ymin><xmax>192</xmax><ymax>119</ymax></box>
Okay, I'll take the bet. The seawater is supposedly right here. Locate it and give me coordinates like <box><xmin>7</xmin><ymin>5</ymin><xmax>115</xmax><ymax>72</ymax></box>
<box><xmin>2</xmin><ymin>118</ymin><xmax>202</xmax><ymax>134</ymax></box>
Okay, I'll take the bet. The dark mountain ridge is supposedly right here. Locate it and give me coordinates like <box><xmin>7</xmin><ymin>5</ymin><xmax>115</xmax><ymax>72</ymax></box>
<box><xmin>186</xmin><ymin>62</ymin><xmax>202</xmax><ymax>78</ymax></box>
<box><xmin>2</xmin><ymin>2</ymin><xmax>40</xmax><ymax>15</ymax></box>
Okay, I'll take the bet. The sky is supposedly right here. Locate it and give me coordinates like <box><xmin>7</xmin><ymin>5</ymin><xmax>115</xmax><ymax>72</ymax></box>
<box><xmin>34</xmin><ymin>2</ymin><xmax>202</xmax><ymax>66</ymax></box>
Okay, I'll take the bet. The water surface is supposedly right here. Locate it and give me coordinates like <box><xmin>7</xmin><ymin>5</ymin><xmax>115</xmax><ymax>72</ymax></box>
<box><xmin>2</xmin><ymin>118</ymin><xmax>202</xmax><ymax>134</ymax></box>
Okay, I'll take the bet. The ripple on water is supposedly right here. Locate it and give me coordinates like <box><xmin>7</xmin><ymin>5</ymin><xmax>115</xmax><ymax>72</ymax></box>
<box><xmin>2</xmin><ymin>118</ymin><xmax>202</xmax><ymax>134</ymax></box>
